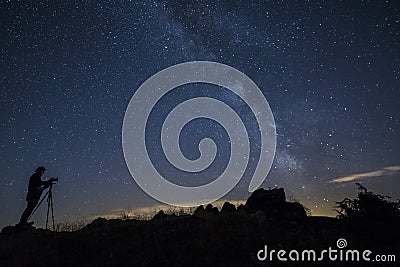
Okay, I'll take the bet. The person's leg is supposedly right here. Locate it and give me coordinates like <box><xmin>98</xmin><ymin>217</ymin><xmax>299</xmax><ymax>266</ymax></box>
<box><xmin>18</xmin><ymin>198</ymin><xmax>39</xmax><ymax>225</ymax></box>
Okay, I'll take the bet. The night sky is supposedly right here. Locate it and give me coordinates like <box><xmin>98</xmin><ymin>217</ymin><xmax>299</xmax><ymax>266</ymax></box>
<box><xmin>1</xmin><ymin>0</ymin><xmax>399</xmax><ymax>228</ymax></box>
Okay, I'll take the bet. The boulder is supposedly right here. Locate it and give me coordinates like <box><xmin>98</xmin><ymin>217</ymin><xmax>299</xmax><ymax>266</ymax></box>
<box><xmin>245</xmin><ymin>188</ymin><xmax>286</xmax><ymax>213</ymax></box>
<box><xmin>204</xmin><ymin>204</ymin><xmax>219</xmax><ymax>215</ymax></box>
<box><xmin>193</xmin><ymin>205</ymin><xmax>205</xmax><ymax>216</ymax></box>
<box><xmin>220</xmin><ymin>202</ymin><xmax>236</xmax><ymax>213</ymax></box>
<box><xmin>245</xmin><ymin>188</ymin><xmax>306</xmax><ymax>221</ymax></box>
<box><xmin>152</xmin><ymin>210</ymin><xmax>167</xmax><ymax>221</ymax></box>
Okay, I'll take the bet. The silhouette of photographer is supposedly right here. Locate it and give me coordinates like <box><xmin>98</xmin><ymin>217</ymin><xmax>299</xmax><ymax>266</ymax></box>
<box><xmin>17</xmin><ymin>166</ymin><xmax>58</xmax><ymax>227</ymax></box>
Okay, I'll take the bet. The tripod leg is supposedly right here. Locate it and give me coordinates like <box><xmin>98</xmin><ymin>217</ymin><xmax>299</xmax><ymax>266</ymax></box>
<box><xmin>27</xmin><ymin>191</ymin><xmax>49</xmax><ymax>222</ymax></box>
<box><xmin>46</xmin><ymin>192</ymin><xmax>51</xmax><ymax>230</ymax></box>
<box><xmin>50</xmin><ymin>194</ymin><xmax>55</xmax><ymax>231</ymax></box>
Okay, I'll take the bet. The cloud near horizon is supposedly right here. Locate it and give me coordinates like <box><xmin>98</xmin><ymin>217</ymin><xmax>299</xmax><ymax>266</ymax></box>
<box><xmin>328</xmin><ymin>166</ymin><xmax>400</xmax><ymax>183</ymax></box>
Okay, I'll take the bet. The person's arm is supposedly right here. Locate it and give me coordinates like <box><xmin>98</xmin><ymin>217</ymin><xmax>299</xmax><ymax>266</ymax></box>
<box><xmin>30</xmin><ymin>174</ymin><xmax>57</xmax><ymax>191</ymax></box>
<box><xmin>34</xmin><ymin>177</ymin><xmax>54</xmax><ymax>191</ymax></box>
<box><xmin>39</xmin><ymin>178</ymin><xmax>57</xmax><ymax>189</ymax></box>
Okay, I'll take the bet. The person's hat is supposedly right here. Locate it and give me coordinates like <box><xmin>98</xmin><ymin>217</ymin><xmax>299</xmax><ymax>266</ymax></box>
<box><xmin>35</xmin><ymin>166</ymin><xmax>47</xmax><ymax>172</ymax></box>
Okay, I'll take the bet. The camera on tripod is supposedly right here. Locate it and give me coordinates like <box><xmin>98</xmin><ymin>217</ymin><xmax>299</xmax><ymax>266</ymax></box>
<box><xmin>28</xmin><ymin>177</ymin><xmax>59</xmax><ymax>231</ymax></box>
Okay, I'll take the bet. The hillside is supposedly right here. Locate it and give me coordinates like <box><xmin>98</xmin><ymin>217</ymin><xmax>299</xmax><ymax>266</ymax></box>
<box><xmin>1</xmin><ymin>188</ymin><xmax>398</xmax><ymax>267</ymax></box>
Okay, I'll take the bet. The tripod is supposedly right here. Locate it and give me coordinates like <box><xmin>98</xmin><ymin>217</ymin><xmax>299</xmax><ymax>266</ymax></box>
<box><xmin>28</xmin><ymin>184</ymin><xmax>56</xmax><ymax>231</ymax></box>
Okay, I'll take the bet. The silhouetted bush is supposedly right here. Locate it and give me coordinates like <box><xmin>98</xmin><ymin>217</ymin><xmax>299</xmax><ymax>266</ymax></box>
<box><xmin>335</xmin><ymin>183</ymin><xmax>400</xmax><ymax>221</ymax></box>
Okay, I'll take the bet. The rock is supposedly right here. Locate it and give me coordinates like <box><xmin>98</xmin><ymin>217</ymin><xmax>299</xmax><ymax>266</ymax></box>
<box><xmin>245</xmin><ymin>188</ymin><xmax>286</xmax><ymax>213</ymax></box>
<box><xmin>204</xmin><ymin>204</ymin><xmax>219</xmax><ymax>215</ymax></box>
<box><xmin>245</xmin><ymin>188</ymin><xmax>306</xmax><ymax>222</ymax></box>
<box><xmin>220</xmin><ymin>202</ymin><xmax>236</xmax><ymax>213</ymax></box>
<box><xmin>84</xmin><ymin>217</ymin><xmax>108</xmax><ymax>230</ymax></box>
<box><xmin>193</xmin><ymin>205</ymin><xmax>205</xmax><ymax>216</ymax></box>
<box><xmin>152</xmin><ymin>210</ymin><xmax>166</xmax><ymax>221</ymax></box>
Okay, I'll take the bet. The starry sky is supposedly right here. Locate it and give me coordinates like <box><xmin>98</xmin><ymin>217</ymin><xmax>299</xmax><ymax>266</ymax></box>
<box><xmin>1</xmin><ymin>0</ymin><xmax>399</xmax><ymax>228</ymax></box>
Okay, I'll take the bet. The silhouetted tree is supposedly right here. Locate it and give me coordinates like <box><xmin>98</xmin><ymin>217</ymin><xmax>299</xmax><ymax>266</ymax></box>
<box><xmin>355</xmin><ymin>182</ymin><xmax>367</xmax><ymax>193</ymax></box>
<box><xmin>334</xmin><ymin>183</ymin><xmax>400</xmax><ymax>221</ymax></box>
